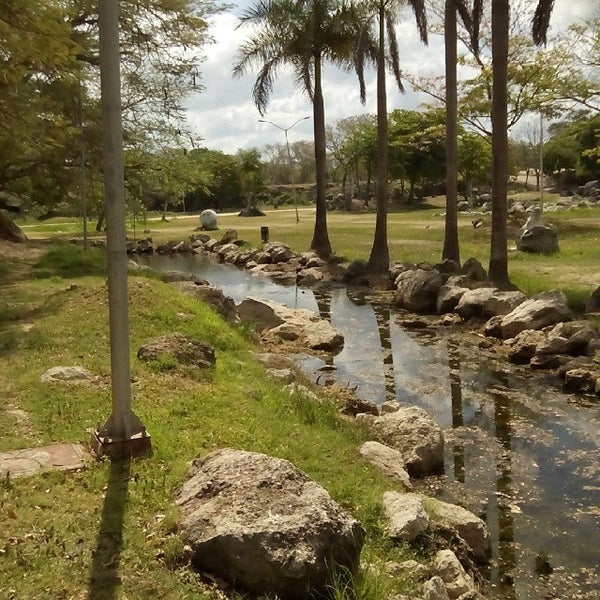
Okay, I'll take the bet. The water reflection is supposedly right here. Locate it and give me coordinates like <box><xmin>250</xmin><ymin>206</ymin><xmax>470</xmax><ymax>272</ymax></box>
<box><xmin>135</xmin><ymin>254</ymin><xmax>600</xmax><ymax>599</ymax></box>
<box><xmin>447</xmin><ymin>340</ymin><xmax>465</xmax><ymax>484</ymax></box>
<box><xmin>372</xmin><ymin>302</ymin><xmax>397</xmax><ymax>404</ymax></box>
<box><xmin>493</xmin><ymin>389</ymin><xmax>517</xmax><ymax>600</ymax></box>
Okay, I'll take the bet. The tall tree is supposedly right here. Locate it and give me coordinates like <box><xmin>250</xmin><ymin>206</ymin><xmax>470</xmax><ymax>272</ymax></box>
<box><xmin>488</xmin><ymin>0</ymin><xmax>554</xmax><ymax>288</ymax></box>
<box><xmin>442</xmin><ymin>0</ymin><xmax>481</xmax><ymax>264</ymax></box>
<box><xmin>233</xmin><ymin>0</ymin><xmax>359</xmax><ymax>259</ymax></box>
<box><xmin>355</xmin><ymin>0</ymin><xmax>428</xmax><ymax>275</ymax></box>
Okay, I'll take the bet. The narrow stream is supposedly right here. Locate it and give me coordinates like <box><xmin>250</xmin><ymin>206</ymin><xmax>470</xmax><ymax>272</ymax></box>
<box><xmin>136</xmin><ymin>253</ymin><xmax>600</xmax><ymax>600</ymax></box>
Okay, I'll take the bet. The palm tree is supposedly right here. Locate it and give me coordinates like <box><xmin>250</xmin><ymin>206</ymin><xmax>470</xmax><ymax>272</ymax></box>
<box><xmin>488</xmin><ymin>0</ymin><xmax>554</xmax><ymax>288</ymax></box>
<box><xmin>233</xmin><ymin>0</ymin><xmax>358</xmax><ymax>259</ymax></box>
<box><xmin>441</xmin><ymin>0</ymin><xmax>481</xmax><ymax>265</ymax></box>
<box><xmin>354</xmin><ymin>0</ymin><xmax>428</xmax><ymax>276</ymax></box>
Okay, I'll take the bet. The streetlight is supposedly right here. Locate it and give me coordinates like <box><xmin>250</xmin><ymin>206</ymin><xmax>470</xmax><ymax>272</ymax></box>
<box><xmin>258</xmin><ymin>116</ymin><xmax>310</xmax><ymax>223</ymax></box>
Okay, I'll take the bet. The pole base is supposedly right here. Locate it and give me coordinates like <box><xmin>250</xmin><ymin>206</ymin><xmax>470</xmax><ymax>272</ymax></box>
<box><xmin>90</xmin><ymin>429</ymin><xmax>152</xmax><ymax>460</ymax></box>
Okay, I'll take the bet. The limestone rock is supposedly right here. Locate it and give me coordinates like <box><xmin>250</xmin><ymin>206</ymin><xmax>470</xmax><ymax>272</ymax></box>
<box><xmin>175</xmin><ymin>281</ymin><xmax>239</xmax><ymax>323</ymax></box>
<box><xmin>506</xmin><ymin>330</ymin><xmax>547</xmax><ymax>364</ymax></box>
<box><xmin>176</xmin><ymin>448</ymin><xmax>364</xmax><ymax>599</ymax></box>
<box><xmin>496</xmin><ymin>290</ymin><xmax>572</xmax><ymax>339</ymax></box>
<box><xmin>427</xmin><ymin>498</ymin><xmax>491</xmax><ymax>563</ymax></box>
<box><xmin>455</xmin><ymin>288</ymin><xmax>496</xmax><ymax>320</ymax></box>
<box><xmin>437</xmin><ymin>285</ymin><xmax>468</xmax><ymax>315</ymax></box>
<box><xmin>383</xmin><ymin>491</ymin><xmax>429</xmax><ymax>542</ymax></box>
<box><xmin>237</xmin><ymin>297</ymin><xmax>344</xmax><ymax>352</ymax></box>
<box><xmin>359</xmin><ymin>441</ymin><xmax>412</xmax><ymax>490</ymax></box>
<box><xmin>367</xmin><ymin>407</ymin><xmax>444</xmax><ymax>476</ymax></box>
<box><xmin>394</xmin><ymin>269</ymin><xmax>442</xmax><ymax>314</ymax></box>
<box><xmin>422</xmin><ymin>575</ymin><xmax>451</xmax><ymax>600</ymax></box>
<box><xmin>433</xmin><ymin>550</ymin><xmax>476</xmax><ymax>599</ymax></box>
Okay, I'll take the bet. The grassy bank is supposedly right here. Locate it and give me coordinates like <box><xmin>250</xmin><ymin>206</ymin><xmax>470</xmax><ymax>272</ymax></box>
<box><xmin>17</xmin><ymin>192</ymin><xmax>600</xmax><ymax>307</ymax></box>
<box><xmin>0</xmin><ymin>243</ymin><xmax>420</xmax><ymax>599</ymax></box>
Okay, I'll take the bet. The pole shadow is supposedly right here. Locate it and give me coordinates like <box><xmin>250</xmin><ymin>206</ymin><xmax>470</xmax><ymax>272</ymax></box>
<box><xmin>88</xmin><ymin>457</ymin><xmax>131</xmax><ymax>600</ymax></box>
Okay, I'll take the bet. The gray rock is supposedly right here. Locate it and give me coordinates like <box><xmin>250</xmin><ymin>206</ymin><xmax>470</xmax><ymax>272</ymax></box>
<box><xmin>437</xmin><ymin>285</ymin><xmax>468</xmax><ymax>315</ymax></box>
<box><xmin>497</xmin><ymin>290</ymin><xmax>572</xmax><ymax>339</ymax></box>
<box><xmin>515</xmin><ymin>207</ymin><xmax>559</xmax><ymax>254</ymax></box>
<box><xmin>359</xmin><ymin>441</ymin><xmax>412</xmax><ymax>490</ymax></box>
<box><xmin>422</xmin><ymin>575</ymin><xmax>451</xmax><ymax>600</ymax></box>
<box><xmin>175</xmin><ymin>281</ymin><xmax>239</xmax><ymax>323</ymax></box>
<box><xmin>176</xmin><ymin>448</ymin><xmax>364</xmax><ymax>599</ymax></box>
<box><xmin>426</xmin><ymin>498</ymin><xmax>491</xmax><ymax>562</ymax></box>
<box><xmin>461</xmin><ymin>258</ymin><xmax>487</xmax><ymax>281</ymax></box>
<box><xmin>383</xmin><ymin>491</ymin><xmax>430</xmax><ymax>542</ymax></box>
<box><xmin>482</xmin><ymin>290</ymin><xmax>527</xmax><ymax>317</ymax></box>
<box><xmin>584</xmin><ymin>286</ymin><xmax>600</xmax><ymax>313</ymax></box>
<box><xmin>433</xmin><ymin>550</ymin><xmax>476</xmax><ymax>599</ymax></box>
<box><xmin>455</xmin><ymin>288</ymin><xmax>497</xmax><ymax>320</ymax></box>
<box><xmin>237</xmin><ymin>297</ymin><xmax>344</xmax><ymax>352</ymax></box>
<box><xmin>516</xmin><ymin>226</ymin><xmax>559</xmax><ymax>254</ymax></box>
<box><xmin>394</xmin><ymin>269</ymin><xmax>442</xmax><ymax>314</ymax></box>
<box><xmin>366</xmin><ymin>406</ymin><xmax>444</xmax><ymax>476</ymax></box>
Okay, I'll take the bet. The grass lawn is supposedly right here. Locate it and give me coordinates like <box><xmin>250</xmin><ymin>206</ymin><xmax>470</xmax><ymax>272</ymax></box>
<box><xmin>17</xmin><ymin>190</ymin><xmax>600</xmax><ymax>307</ymax></box>
<box><xmin>0</xmin><ymin>243</ymin><xmax>420</xmax><ymax>600</ymax></box>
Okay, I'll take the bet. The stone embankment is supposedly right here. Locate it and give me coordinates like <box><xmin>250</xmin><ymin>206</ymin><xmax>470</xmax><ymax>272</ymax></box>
<box><xmin>127</xmin><ymin>226</ymin><xmax>600</xmax><ymax>399</ymax></box>
<box><xmin>118</xmin><ymin>224</ymin><xmax>600</xmax><ymax>599</ymax></box>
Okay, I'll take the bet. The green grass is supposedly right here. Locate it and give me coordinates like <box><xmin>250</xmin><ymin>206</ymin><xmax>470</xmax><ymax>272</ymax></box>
<box><xmin>17</xmin><ymin>194</ymin><xmax>600</xmax><ymax>307</ymax></box>
<box><xmin>0</xmin><ymin>244</ymin><xmax>419</xmax><ymax>600</ymax></box>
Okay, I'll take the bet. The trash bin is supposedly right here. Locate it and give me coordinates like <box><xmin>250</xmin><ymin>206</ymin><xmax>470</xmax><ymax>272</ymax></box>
<box><xmin>260</xmin><ymin>226</ymin><xmax>269</xmax><ymax>243</ymax></box>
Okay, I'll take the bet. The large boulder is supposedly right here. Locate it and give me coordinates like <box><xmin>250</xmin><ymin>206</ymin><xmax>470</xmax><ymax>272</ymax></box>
<box><xmin>394</xmin><ymin>269</ymin><xmax>442</xmax><ymax>314</ymax></box>
<box><xmin>176</xmin><ymin>448</ymin><xmax>364</xmax><ymax>599</ymax></box>
<box><xmin>516</xmin><ymin>226</ymin><xmax>559</xmax><ymax>254</ymax></box>
<box><xmin>516</xmin><ymin>208</ymin><xmax>558</xmax><ymax>254</ymax></box>
<box><xmin>237</xmin><ymin>297</ymin><xmax>344</xmax><ymax>352</ymax></box>
<box><xmin>360</xmin><ymin>406</ymin><xmax>444</xmax><ymax>476</ymax></box>
<box><xmin>494</xmin><ymin>290</ymin><xmax>572</xmax><ymax>339</ymax></box>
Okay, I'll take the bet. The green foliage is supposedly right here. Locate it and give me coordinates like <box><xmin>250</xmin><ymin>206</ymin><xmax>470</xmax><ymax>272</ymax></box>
<box><xmin>388</xmin><ymin>109</ymin><xmax>446</xmax><ymax>200</ymax></box>
<box><xmin>544</xmin><ymin>114</ymin><xmax>600</xmax><ymax>181</ymax></box>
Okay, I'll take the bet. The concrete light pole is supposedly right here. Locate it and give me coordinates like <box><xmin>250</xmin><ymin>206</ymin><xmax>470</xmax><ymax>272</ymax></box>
<box><xmin>258</xmin><ymin>116</ymin><xmax>310</xmax><ymax>223</ymax></box>
<box><xmin>92</xmin><ymin>0</ymin><xmax>150</xmax><ymax>458</ymax></box>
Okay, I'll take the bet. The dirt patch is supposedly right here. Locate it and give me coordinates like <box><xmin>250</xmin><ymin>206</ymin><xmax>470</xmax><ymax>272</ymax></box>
<box><xmin>0</xmin><ymin>239</ymin><xmax>45</xmax><ymax>262</ymax></box>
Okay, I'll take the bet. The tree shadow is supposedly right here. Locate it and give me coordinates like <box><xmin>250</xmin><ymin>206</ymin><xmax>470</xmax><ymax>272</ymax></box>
<box><xmin>88</xmin><ymin>457</ymin><xmax>131</xmax><ymax>600</ymax></box>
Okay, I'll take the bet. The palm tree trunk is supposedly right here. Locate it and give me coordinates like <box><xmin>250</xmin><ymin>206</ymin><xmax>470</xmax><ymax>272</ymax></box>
<box><xmin>489</xmin><ymin>0</ymin><xmax>511</xmax><ymax>289</ymax></box>
<box><xmin>442</xmin><ymin>0</ymin><xmax>460</xmax><ymax>264</ymax></box>
<box><xmin>367</xmin><ymin>2</ymin><xmax>390</xmax><ymax>275</ymax></box>
<box><xmin>310</xmin><ymin>55</ymin><xmax>332</xmax><ymax>258</ymax></box>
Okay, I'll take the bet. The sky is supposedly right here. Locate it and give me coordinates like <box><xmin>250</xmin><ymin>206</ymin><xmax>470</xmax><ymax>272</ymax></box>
<box><xmin>184</xmin><ymin>0</ymin><xmax>598</xmax><ymax>155</ymax></box>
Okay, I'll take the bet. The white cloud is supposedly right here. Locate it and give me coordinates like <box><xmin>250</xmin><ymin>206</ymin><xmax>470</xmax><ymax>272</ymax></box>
<box><xmin>184</xmin><ymin>1</ymin><xmax>598</xmax><ymax>155</ymax></box>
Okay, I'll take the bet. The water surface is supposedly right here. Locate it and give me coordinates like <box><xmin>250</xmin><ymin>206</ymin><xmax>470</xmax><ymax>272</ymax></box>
<box><xmin>136</xmin><ymin>253</ymin><xmax>600</xmax><ymax>599</ymax></box>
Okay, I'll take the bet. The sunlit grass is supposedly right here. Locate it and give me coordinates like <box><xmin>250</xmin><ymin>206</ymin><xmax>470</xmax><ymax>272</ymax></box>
<box><xmin>0</xmin><ymin>244</ymin><xmax>420</xmax><ymax>599</ymax></box>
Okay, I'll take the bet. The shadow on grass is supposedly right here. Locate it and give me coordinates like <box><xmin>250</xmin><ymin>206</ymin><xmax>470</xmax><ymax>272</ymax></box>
<box><xmin>32</xmin><ymin>244</ymin><xmax>107</xmax><ymax>279</ymax></box>
<box><xmin>88</xmin><ymin>457</ymin><xmax>131</xmax><ymax>600</ymax></box>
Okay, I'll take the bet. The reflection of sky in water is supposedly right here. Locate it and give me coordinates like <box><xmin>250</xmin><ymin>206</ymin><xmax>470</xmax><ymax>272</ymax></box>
<box><xmin>136</xmin><ymin>254</ymin><xmax>600</xmax><ymax>599</ymax></box>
